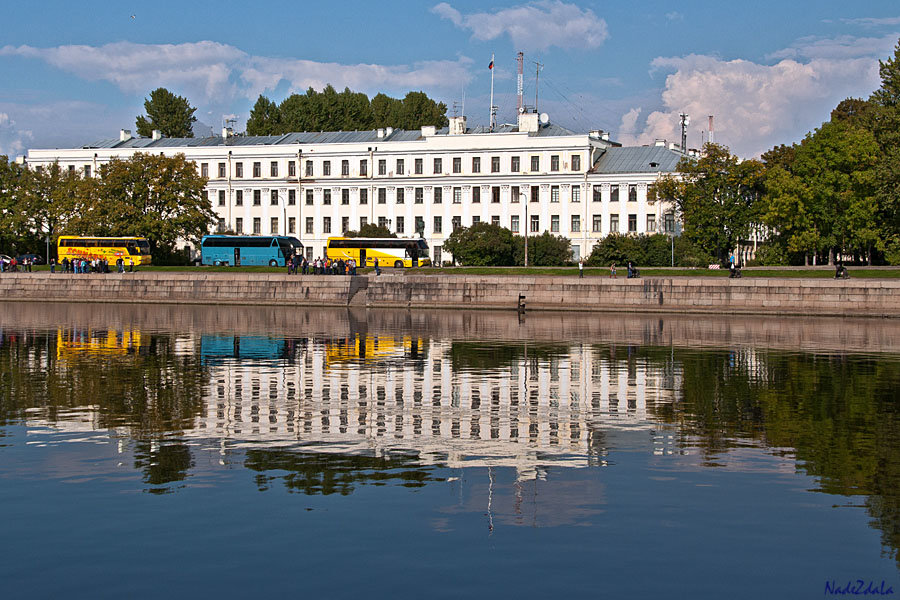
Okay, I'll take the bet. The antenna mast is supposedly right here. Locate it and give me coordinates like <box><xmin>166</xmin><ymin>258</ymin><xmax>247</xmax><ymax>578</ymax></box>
<box><xmin>489</xmin><ymin>53</ymin><xmax>496</xmax><ymax>131</ymax></box>
<box><xmin>516</xmin><ymin>51</ymin><xmax>524</xmax><ymax>114</ymax></box>
<box><xmin>533</xmin><ymin>60</ymin><xmax>543</xmax><ymax>114</ymax></box>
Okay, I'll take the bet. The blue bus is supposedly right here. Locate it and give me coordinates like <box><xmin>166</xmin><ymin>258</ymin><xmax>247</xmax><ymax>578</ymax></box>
<box><xmin>200</xmin><ymin>235</ymin><xmax>303</xmax><ymax>267</ymax></box>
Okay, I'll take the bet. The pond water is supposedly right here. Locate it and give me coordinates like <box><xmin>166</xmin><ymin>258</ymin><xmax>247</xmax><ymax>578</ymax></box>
<box><xmin>0</xmin><ymin>303</ymin><xmax>898</xmax><ymax>598</ymax></box>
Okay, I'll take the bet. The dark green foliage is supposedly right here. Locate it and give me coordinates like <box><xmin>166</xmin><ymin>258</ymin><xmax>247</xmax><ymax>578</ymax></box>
<box><xmin>585</xmin><ymin>233</ymin><xmax>711</xmax><ymax>267</ymax></box>
<box><xmin>585</xmin><ymin>233</ymin><xmax>642</xmax><ymax>266</ymax></box>
<box><xmin>246</xmin><ymin>86</ymin><xmax>448</xmax><ymax>135</ymax></box>
<box><xmin>135</xmin><ymin>88</ymin><xmax>197</xmax><ymax>138</ymax></box>
<box><xmin>517</xmin><ymin>232</ymin><xmax>572</xmax><ymax>266</ymax></box>
<box><xmin>344</xmin><ymin>223</ymin><xmax>396</xmax><ymax>238</ymax></box>
<box><xmin>752</xmin><ymin>244</ymin><xmax>790</xmax><ymax>266</ymax></box>
<box><xmin>443</xmin><ymin>222</ymin><xmax>517</xmax><ymax>266</ymax></box>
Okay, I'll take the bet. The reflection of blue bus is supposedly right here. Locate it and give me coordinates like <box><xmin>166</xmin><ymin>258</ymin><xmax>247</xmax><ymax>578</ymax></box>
<box><xmin>201</xmin><ymin>235</ymin><xmax>303</xmax><ymax>267</ymax></box>
<box><xmin>200</xmin><ymin>335</ymin><xmax>292</xmax><ymax>364</ymax></box>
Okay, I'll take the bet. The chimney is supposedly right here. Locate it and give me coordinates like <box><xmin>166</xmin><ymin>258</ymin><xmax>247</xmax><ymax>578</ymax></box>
<box><xmin>221</xmin><ymin>127</ymin><xmax>233</xmax><ymax>139</ymax></box>
<box><xmin>654</xmin><ymin>139</ymin><xmax>666</xmax><ymax>147</ymax></box>
<box><xmin>517</xmin><ymin>112</ymin><xmax>538</xmax><ymax>133</ymax></box>
<box><xmin>151</xmin><ymin>129</ymin><xmax>162</xmax><ymax>140</ymax></box>
<box><xmin>421</xmin><ymin>125</ymin><xmax>436</xmax><ymax>137</ymax></box>
<box><xmin>385</xmin><ymin>126</ymin><xmax>393</xmax><ymax>136</ymax></box>
<box><xmin>376</xmin><ymin>128</ymin><xmax>385</xmax><ymax>138</ymax></box>
<box><xmin>601</xmin><ymin>131</ymin><xmax>610</xmax><ymax>141</ymax></box>
<box><xmin>119</xmin><ymin>129</ymin><xmax>132</xmax><ymax>142</ymax></box>
<box><xmin>449</xmin><ymin>115</ymin><xmax>467</xmax><ymax>135</ymax></box>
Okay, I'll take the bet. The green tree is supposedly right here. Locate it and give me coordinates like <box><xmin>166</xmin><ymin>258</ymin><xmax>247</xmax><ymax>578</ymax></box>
<box><xmin>399</xmin><ymin>91</ymin><xmax>449</xmax><ymax>128</ymax></box>
<box><xmin>371</xmin><ymin>93</ymin><xmax>403</xmax><ymax>129</ymax></box>
<box><xmin>516</xmin><ymin>232</ymin><xmax>571</xmax><ymax>266</ymax></box>
<box><xmin>0</xmin><ymin>156</ymin><xmax>28</xmax><ymax>253</ymax></box>
<box><xmin>443</xmin><ymin>222</ymin><xmax>517</xmax><ymax>266</ymax></box>
<box><xmin>869</xmin><ymin>39</ymin><xmax>900</xmax><ymax>263</ymax></box>
<box><xmin>651</xmin><ymin>143</ymin><xmax>765</xmax><ymax>264</ymax></box>
<box><xmin>18</xmin><ymin>162</ymin><xmax>87</xmax><ymax>259</ymax></box>
<box><xmin>246</xmin><ymin>95</ymin><xmax>282</xmax><ymax>136</ymax></box>
<box><xmin>345</xmin><ymin>223</ymin><xmax>396</xmax><ymax>238</ymax></box>
<box><xmin>135</xmin><ymin>88</ymin><xmax>197</xmax><ymax>138</ymax></box>
<box><xmin>97</xmin><ymin>153</ymin><xmax>214</xmax><ymax>261</ymax></box>
<box><xmin>586</xmin><ymin>233</ymin><xmax>642</xmax><ymax>266</ymax></box>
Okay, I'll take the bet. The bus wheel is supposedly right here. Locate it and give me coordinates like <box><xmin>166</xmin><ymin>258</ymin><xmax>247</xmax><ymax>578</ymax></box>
<box><xmin>394</xmin><ymin>260</ymin><xmax>403</xmax><ymax>268</ymax></box>
<box><xmin>214</xmin><ymin>260</ymin><xmax>221</xmax><ymax>266</ymax></box>
<box><xmin>269</xmin><ymin>259</ymin><xmax>278</xmax><ymax>267</ymax></box>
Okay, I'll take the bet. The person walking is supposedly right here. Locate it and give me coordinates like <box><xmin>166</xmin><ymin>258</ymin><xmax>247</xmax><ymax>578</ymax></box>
<box><xmin>610</xmin><ymin>263</ymin><xmax>616</xmax><ymax>278</ymax></box>
<box><xmin>579</xmin><ymin>258</ymin><xmax>584</xmax><ymax>278</ymax></box>
<box><xmin>374</xmin><ymin>257</ymin><xmax>380</xmax><ymax>276</ymax></box>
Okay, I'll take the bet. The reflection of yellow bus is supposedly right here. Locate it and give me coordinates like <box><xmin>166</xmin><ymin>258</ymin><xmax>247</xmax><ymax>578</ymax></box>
<box><xmin>325</xmin><ymin>334</ymin><xmax>423</xmax><ymax>367</ymax></box>
<box><xmin>326</xmin><ymin>237</ymin><xmax>430</xmax><ymax>268</ymax></box>
<box><xmin>57</xmin><ymin>236</ymin><xmax>152</xmax><ymax>265</ymax></box>
<box><xmin>56</xmin><ymin>328</ymin><xmax>143</xmax><ymax>361</ymax></box>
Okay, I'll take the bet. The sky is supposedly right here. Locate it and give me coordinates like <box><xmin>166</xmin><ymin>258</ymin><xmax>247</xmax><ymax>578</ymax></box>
<box><xmin>1</xmin><ymin>0</ymin><xmax>898</xmax><ymax>159</ymax></box>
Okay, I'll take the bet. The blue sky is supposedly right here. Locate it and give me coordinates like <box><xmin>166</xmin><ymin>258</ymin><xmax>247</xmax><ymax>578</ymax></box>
<box><xmin>1</xmin><ymin>0</ymin><xmax>899</xmax><ymax>158</ymax></box>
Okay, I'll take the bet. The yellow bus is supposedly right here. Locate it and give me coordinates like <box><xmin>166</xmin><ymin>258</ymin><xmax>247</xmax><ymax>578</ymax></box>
<box><xmin>57</xmin><ymin>236</ymin><xmax>152</xmax><ymax>265</ymax></box>
<box><xmin>326</xmin><ymin>237</ymin><xmax>430</xmax><ymax>268</ymax></box>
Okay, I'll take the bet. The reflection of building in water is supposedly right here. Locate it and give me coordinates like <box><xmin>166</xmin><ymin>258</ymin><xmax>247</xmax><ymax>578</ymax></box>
<box><xmin>190</xmin><ymin>334</ymin><xmax>683</xmax><ymax>479</ymax></box>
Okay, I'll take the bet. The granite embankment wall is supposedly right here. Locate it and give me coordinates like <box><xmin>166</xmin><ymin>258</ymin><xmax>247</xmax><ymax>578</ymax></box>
<box><xmin>1</xmin><ymin>272</ymin><xmax>898</xmax><ymax>317</ymax></box>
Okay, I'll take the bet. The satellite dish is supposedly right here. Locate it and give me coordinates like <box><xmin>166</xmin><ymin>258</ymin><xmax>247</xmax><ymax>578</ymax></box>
<box><xmin>539</xmin><ymin>113</ymin><xmax>549</xmax><ymax>124</ymax></box>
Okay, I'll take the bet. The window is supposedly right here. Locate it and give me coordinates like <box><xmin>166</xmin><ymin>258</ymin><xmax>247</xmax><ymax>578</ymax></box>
<box><xmin>378</xmin><ymin>216</ymin><xmax>388</xmax><ymax>229</ymax></box>
<box><xmin>433</xmin><ymin>216</ymin><xmax>442</xmax><ymax>233</ymax></box>
<box><xmin>452</xmin><ymin>216</ymin><xmax>462</xmax><ymax>231</ymax></box>
<box><xmin>393</xmin><ymin>188</ymin><xmax>402</xmax><ymax>204</ymax></box>
<box><xmin>396</xmin><ymin>216</ymin><xmax>405</xmax><ymax>234</ymax></box>
<box><xmin>85</xmin><ymin>165</ymin><xmax>93</xmax><ymax>178</ymax></box>
<box><xmin>253</xmin><ymin>162</ymin><xmax>261</xmax><ymax>178</ymax></box>
<box><xmin>647</xmin><ymin>214</ymin><xmax>657</xmax><ymax>232</ymax></box>
<box><xmin>453</xmin><ymin>187</ymin><xmax>461</xmax><ymax>204</ymax></box>
<box><xmin>288</xmin><ymin>190</ymin><xmax>296</xmax><ymax>205</ymax></box>
<box><xmin>306</xmin><ymin>217</ymin><xmax>314</xmax><ymax>234</ymax></box>
<box><xmin>253</xmin><ymin>217</ymin><xmax>261</xmax><ymax>234</ymax></box>
<box><xmin>628</xmin><ymin>214</ymin><xmax>637</xmax><ymax>232</ymax></box>
<box><xmin>530</xmin><ymin>215</ymin><xmax>540</xmax><ymax>233</ymax></box>
<box><xmin>323</xmin><ymin>161</ymin><xmax>331</xmax><ymax>176</ymax></box>
<box><xmin>551</xmin><ymin>185</ymin><xmax>559</xmax><ymax>203</ymax></box>
<box><xmin>415</xmin><ymin>216</ymin><xmax>424</xmax><ymax>235</ymax></box>
<box><xmin>218</xmin><ymin>162</ymin><xmax>226</xmax><ymax>178</ymax></box>
<box><xmin>360</xmin><ymin>217</ymin><xmax>368</xmax><ymax>229</ymax></box>
<box><xmin>433</xmin><ymin>157</ymin><xmax>442</xmax><ymax>174</ymax></box>
<box><xmin>218</xmin><ymin>190</ymin><xmax>226</xmax><ymax>206</ymax></box>
<box><xmin>452</xmin><ymin>157</ymin><xmax>461</xmax><ymax>173</ymax></box>
<box><xmin>550</xmin><ymin>155</ymin><xmax>559</xmax><ymax>171</ymax></box>
<box><xmin>530</xmin><ymin>155</ymin><xmax>540</xmax><ymax>171</ymax></box>
<box><xmin>306</xmin><ymin>190</ymin><xmax>314</xmax><ymax>205</ymax></box>
<box><xmin>664</xmin><ymin>211</ymin><xmax>675</xmax><ymax>233</ymax></box>
<box><xmin>271</xmin><ymin>190</ymin><xmax>278</xmax><ymax>205</ymax></box>
<box><xmin>472</xmin><ymin>157</ymin><xmax>480</xmax><ymax>173</ymax></box>
<box><xmin>434</xmin><ymin>187</ymin><xmax>442</xmax><ymax>203</ymax></box>
<box><xmin>271</xmin><ymin>217</ymin><xmax>278</xmax><ymax>234</ymax></box>
<box><xmin>472</xmin><ymin>187</ymin><xmax>480</xmax><ymax>203</ymax></box>
<box><xmin>415</xmin><ymin>187</ymin><xmax>424</xmax><ymax>204</ymax></box>
<box><xmin>236</xmin><ymin>162</ymin><xmax>243</xmax><ymax>178</ymax></box>
<box><xmin>378</xmin><ymin>188</ymin><xmax>386</xmax><ymax>204</ymax></box>
<box><xmin>288</xmin><ymin>161</ymin><xmax>296</xmax><ymax>177</ymax></box>
<box><xmin>491</xmin><ymin>156</ymin><xmax>500</xmax><ymax>173</ymax></box>
<box><xmin>341</xmin><ymin>189</ymin><xmax>349</xmax><ymax>205</ymax></box>
<box><xmin>472</xmin><ymin>216</ymin><xmax>480</xmax><ymax>225</ymax></box>
<box><xmin>629</xmin><ymin>185</ymin><xmax>637</xmax><ymax>202</ymax></box>
<box><xmin>396</xmin><ymin>159</ymin><xmax>404</xmax><ymax>175</ymax></box>
<box><xmin>359</xmin><ymin>159</ymin><xmax>367</xmax><ymax>176</ymax></box>
<box><xmin>288</xmin><ymin>217</ymin><xmax>296</xmax><ymax>234</ymax></box>
<box><xmin>342</xmin><ymin>216</ymin><xmax>349</xmax><ymax>234</ymax></box>
<box><xmin>511</xmin><ymin>156</ymin><xmax>520</xmax><ymax>172</ymax></box>
<box><xmin>491</xmin><ymin>215</ymin><xmax>500</xmax><ymax>226</ymax></box>
<box><xmin>378</xmin><ymin>159</ymin><xmax>386</xmax><ymax>175</ymax></box>
<box><xmin>253</xmin><ymin>190</ymin><xmax>261</xmax><ymax>206</ymax></box>
<box><xmin>201</xmin><ymin>163</ymin><xmax>209</xmax><ymax>177</ymax></box>
<box><xmin>551</xmin><ymin>215</ymin><xmax>559</xmax><ymax>233</ymax></box>
<box><xmin>572</xmin><ymin>155</ymin><xmax>581</xmax><ymax>171</ymax></box>
<box><xmin>270</xmin><ymin>162</ymin><xmax>278</xmax><ymax>177</ymax></box>
<box><xmin>531</xmin><ymin>186</ymin><xmax>540</xmax><ymax>203</ymax></box>
<box><xmin>236</xmin><ymin>190</ymin><xmax>243</xmax><ymax>206</ymax></box>
<box><xmin>512</xmin><ymin>185</ymin><xmax>520</xmax><ymax>202</ymax></box>
<box><xmin>511</xmin><ymin>215</ymin><xmax>520</xmax><ymax>233</ymax></box>
<box><xmin>593</xmin><ymin>214</ymin><xmax>602</xmax><ymax>232</ymax></box>
<box><xmin>611</xmin><ymin>185</ymin><xmax>620</xmax><ymax>202</ymax></box>
<box><xmin>323</xmin><ymin>217</ymin><xmax>331</xmax><ymax>234</ymax></box>
<box><xmin>571</xmin><ymin>215</ymin><xmax>581</xmax><ymax>232</ymax></box>
<box><xmin>415</xmin><ymin>158</ymin><xmax>423</xmax><ymax>174</ymax></box>
<box><xmin>235</xmin><ymin>217</ymin><xmax>243</xmax><ymax>234</ymax></box>
<box><xmin>360</xmin><ymin>189</ymin><xmax>368</xmax><ymax>204</ymax></box>
<box><xmin>341</xmin><ymin>160</ymin><xmax>349</xmax><ymax>176</ymax></box>
<box><xmin>216</xmin><ymin>217</ymin><xmax>226</xmax><ymax>233</ymax></box>
<box><xmin>593</xmin><ymin>185</ymin><xmax>602</xmax><ymax>202</ymax></box>
<box><xmin>610</xmin><ymin>215</ymin><xmax>619</xmax><ymax>233</ymax></box>
<box><xmin>572</xmin><ymin>186</ymin><xmax>581</xmax><ymax>203</ymax></box>
<box><xmin>305</xmin><ymin>161</ymin><xmax>313</xmax><ymax>176</ymax></box>
<box><xmin>323</xmin><ymin>189</ymin><xmax>331</xmax><ymax>205</ymax></box>
<box><xmin>491</xmin><ymin>186</ymin><xmax>500</xmax><ymax>203</ymax></box>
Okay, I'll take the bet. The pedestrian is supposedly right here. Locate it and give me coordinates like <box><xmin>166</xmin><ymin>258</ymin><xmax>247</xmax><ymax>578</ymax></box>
<box><xmin>50</xmin><ymin>258</ymin><xmax>56</xmax><ymax>274</ymax></box>
<box><xmin>610</xmin><ymin>263</ymin><xmax>616</xmax><ymax>278</ymax></box>
<box><xmin>374</xmin><ymin>257</ymin><xmax>380</xmax><ymax>276</ymax></box>
<box><xmin>128</xmin><ymin>258</ymin><xmax>134</xmax><ymax>273</ymax></box>
<box><xmin>117</xmin><ymin>257</ymin><xmax>124</xmax><ymax>273</ymax></box>
<box><xmin>627</xmin><ymin>260</ymin><xmax>634</xmax><ymax>278</ymax></box>
<box><xmin>579</xmin><ymin>258</ymin><xmax>584</xmax><ymax>278</ymax></box>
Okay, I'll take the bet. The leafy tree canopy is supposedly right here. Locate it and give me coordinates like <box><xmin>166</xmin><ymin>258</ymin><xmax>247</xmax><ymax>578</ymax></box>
<box><xmin>344</xmin><ymin>223</ymin><xmax>396</xmax><ymax>238</ymax></box>
<box><xmin>443</xmin><ymin>222</ymin><xmax>517</xmax><ymax>266</ymax></box>
<box><xmin>136</xmin><ymin>88</ymin><xmax>197</xmax><ymax>138</ymax></box>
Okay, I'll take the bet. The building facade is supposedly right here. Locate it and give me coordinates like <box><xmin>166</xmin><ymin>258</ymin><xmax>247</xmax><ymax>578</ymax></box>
<box><xmin>25</xmin><ymin>113</ymin><xmax>682</xmax><ymax>263</ymax></box>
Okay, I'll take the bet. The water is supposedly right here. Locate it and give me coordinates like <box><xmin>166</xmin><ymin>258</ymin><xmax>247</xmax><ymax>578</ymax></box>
<box><xmin>1</xmin><ymin>303</ymin><xmax>898</xmax><ymax>598</ymax></box>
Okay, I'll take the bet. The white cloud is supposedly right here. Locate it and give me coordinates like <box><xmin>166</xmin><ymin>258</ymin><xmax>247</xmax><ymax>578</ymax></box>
<box><xmin>618</xmin><ymin>53</ymin><xmax>882</xmax><ymax>158</ymax></box>
<box><xmin>768</xmin><ymin>33</ymin><xmax>898</xmax><ymax>60</ymax></box>
<box><xmin>0</xmin><ymin>111</ymin><xmax>33</xmax><ymax>158</ymax></box>
<box><xmin>665</xmin><ymin>12</ymin><xmax>684</xmax><ymax>22</ymax></box>
<box><xmin>0</xmin><ymin>101</ymin><xmax>136</xmax><ymax>154</ymax></box>
<box><xmin>432</xmin><ymin>1</ymin><xmax>608</xmax><ymax>51</ymax></box>
<box><xmin>840</xmin><ymin>16</ymin><xmax>900</xmax><ymax>27</ymax></box>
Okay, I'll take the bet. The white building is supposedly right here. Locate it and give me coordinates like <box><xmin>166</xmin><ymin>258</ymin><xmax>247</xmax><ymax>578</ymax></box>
<box><xmin>25</xmin><ymin>113</ymin><xmax>682</xmax><ymax>263</ymax></box>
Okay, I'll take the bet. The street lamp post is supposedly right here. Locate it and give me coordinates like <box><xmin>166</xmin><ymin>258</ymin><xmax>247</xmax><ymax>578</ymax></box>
<box><xmin>521</xmin><ymin>192</ymin><xmax>529</xmax><ymax>267</ymax></box>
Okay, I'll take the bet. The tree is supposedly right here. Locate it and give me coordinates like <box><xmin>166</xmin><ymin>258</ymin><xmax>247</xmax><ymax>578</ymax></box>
<box><xmin>97</xmin><ymin>153</ymin><xmax>214</xmax><ymax>261</ymax></box>
<box><xmin>246</xmin><ymin>95</ymin><xmax>282</xmax><ymax>136</ymax></box>
<box><xmin>0</xmin><ymin>156</ymin><xmax>28</xmax><ymax>253</ymax></box>
<box><xmin>516</xmin><ymin>232</ymin><xmax>571</xmax><ymax>266</ymax></box>
<box><xmin>345</xmin><ymin>223</ymin><xmax>396</xmax><ymax>238</ymax></box>
<box><xmin>18</xmin><ymin>162</ymin><xmax>83</xmax><ymax>259</ymax></box>
<box><xmin>651</xmin><ymin>143</ymin><xmax>765</xmax><ymax>264</ymax></box>
<box><xmin>135</xmin><ymin>88</ymin><xmax>197</xmax><ymax>138</ymax></box>
<box><xmin>586</xmin><ymin>233</ymin><xmax>642</xmax><ymax>266</ymax></box>
<box><xmin>869</xmin><ymin>38</ymin><xmax>900</xmax><ymax>263</ymax></box>
<box><xmin>443</xmin><ymin>222</ymin><xmax>517</xmax><ymax>266</ymax></box>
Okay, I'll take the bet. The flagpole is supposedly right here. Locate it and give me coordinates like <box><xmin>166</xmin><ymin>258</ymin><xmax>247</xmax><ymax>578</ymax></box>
<box><xmin>489</xmin><ymin>53</ymin><xmax>495</xmax><ymax>131</ymax></box>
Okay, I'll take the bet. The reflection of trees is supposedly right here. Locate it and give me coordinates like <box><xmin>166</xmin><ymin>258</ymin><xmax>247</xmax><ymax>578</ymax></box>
<box><xmin>651</xmin><ymin>349</ymin><xmax>900</xmax><ymax>567</ymax></box>
<box><xmin>449</xmin><ymin>342</ymin><xmax>568</xmax><ymax>371</ymax></box>
<box><xmin>133</xmin><ymin>441</ymin><xmax>194</xmax><ymax>494</ymax></box>
<box><xmin>244</xmin><ymin>449</ymin><xmax>442</xmax><ymax>495</ymax></box>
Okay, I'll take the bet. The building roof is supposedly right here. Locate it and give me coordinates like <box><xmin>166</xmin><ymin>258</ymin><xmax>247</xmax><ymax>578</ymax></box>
<box><xmin>590</xmin><ymin>146</ymin><xmax>683</xmax><ymax>174</ymax></box>
<box><xmin>80</xmin><ymin>121</ymin><xmax>587</xmax><ymax>150</ymax></box>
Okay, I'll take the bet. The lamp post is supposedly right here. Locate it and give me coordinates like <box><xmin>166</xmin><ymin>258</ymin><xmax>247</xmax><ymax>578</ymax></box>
<box><xmin>520</xmin><ymin>192</ymin><xmax>529</xmax><ymax>267</ymax></box>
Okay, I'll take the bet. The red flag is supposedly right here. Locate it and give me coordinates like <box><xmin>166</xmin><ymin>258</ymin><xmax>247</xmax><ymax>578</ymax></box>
<box><xmin>488</xmin><ymin>60</ymin><xmax>494</xmax><ymax>70</ymax></box>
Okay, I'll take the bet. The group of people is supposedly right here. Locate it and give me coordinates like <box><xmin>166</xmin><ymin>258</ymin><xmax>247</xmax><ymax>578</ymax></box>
<box><xmin>0</xmin><ymin>257</ymin><xmax>31</xmax><ymax>272</ymax></box>
<box><xmin>56</xmin><ymin>256</ymin><xmax>134</xmax><ymax>274</ymax></box>
<box><xmin>287</xmin><ymin>254</ymin><xmax>364</xmax><ymax>276</ymax></box>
